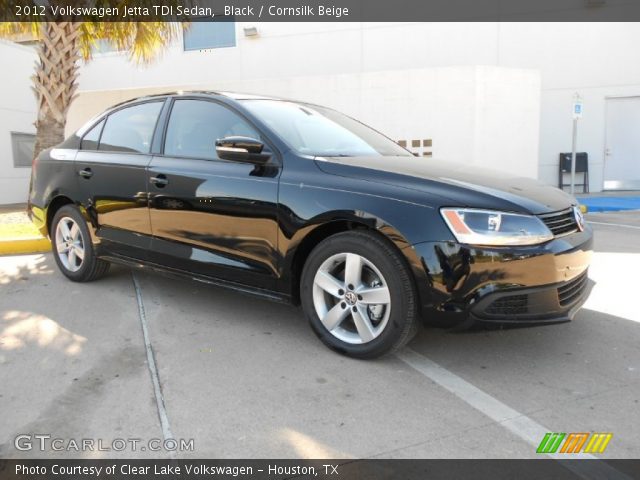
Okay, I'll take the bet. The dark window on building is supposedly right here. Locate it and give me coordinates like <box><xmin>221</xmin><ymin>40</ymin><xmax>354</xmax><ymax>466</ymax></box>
<box><xmin>99</xmin><ymin>102</ymin><xmax>163</xmax><ymax>153</ymax></box>
<box><xmin>183</xmin><ymin>19</ymin><xmax>236</xmax><ymax>51</ymax></box>
<box><xmin>11</xmin><ymin>132</ymin><xmax>35</xmax><ymax>168</ymax></box>
<box><xmin>93</xmin><ymin>39</ymin><xmax>120</xmax><ymax>54</ymax></box>
<box><xmin>81</xmin><ymin>119</ymin><xmax>105</xmax><ymax>150</ymax></box>
<box><xmin>164</xmin><ymin>100</ymin><xmax>258</xmax><ymax>160</ymax></box>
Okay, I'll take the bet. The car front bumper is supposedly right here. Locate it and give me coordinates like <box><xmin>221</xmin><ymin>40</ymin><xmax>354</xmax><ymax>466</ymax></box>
<box><xmin>410</xmin><ymin>226</ymin><xmax>594</xmax><ymax>328</ymax></box>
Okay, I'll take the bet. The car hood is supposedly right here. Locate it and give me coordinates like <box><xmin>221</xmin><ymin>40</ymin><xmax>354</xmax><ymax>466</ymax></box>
<box><xmin>314</xmin><ymin>155</ymin><xmax>576</xmax><ymax>215</ymax></box>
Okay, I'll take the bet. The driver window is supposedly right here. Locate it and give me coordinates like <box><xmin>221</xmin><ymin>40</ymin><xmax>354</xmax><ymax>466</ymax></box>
<box><xmin>164</xmin><ymin>99</ymin><xmax>259</xmax><ymax>160</ymax></box>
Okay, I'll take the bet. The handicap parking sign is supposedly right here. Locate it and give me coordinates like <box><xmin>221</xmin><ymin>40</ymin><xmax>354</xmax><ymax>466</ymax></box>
<box><xmin>573</xmin><ymin>99</ymin><xmax>583</xmax><ymax>119</ymax></box>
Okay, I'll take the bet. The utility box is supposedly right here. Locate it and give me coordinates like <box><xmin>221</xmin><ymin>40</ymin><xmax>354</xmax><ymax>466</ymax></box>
<box><xmin>559</xmin><ymin>152</ymin><xmax>589</xmax><ymax>193</ymax></box>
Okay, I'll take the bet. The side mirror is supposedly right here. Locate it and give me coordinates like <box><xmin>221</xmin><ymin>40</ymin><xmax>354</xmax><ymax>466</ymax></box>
<box><xmin>215</xmin><ymin>136</ymin><xmax>271</xmax><ymax>164</ymax></box>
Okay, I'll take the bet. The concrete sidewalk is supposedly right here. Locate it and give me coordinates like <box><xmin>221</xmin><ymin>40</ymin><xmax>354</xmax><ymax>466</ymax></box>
<box><xmin>578</xmin><ymin>195</ymin><xmax>640</xmax><ymax>213</ymax></box>
<box><xmin>575</xmin><ymin>190</ymin><xmax>640</xmax><ymax>212</ymax></box>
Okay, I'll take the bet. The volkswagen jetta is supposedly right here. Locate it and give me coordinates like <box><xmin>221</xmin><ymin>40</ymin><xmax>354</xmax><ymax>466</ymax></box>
<box><xmin>28</xmin><ymin>92</ymin><xmax>593</xmax><ymax>358</ymax></box>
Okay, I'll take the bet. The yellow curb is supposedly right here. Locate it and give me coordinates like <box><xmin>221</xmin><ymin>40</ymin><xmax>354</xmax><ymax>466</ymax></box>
<box><xmin>0</xmin><ymin>237</ymin><xmax>51</xmax><ymax>255</ymax></box>
<box><xmin>579</xmin><ymin>204</ymin><xmax>588</xmax><ymax>214</ymax></box>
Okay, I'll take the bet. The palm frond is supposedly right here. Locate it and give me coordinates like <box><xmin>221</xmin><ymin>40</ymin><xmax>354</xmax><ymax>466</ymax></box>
<box><xmin>0</xmin><ymin>21</ymin><xmax>41</xmax><ymax>40</ymax></box>
<box><xmin>0</xmin><ymin>0</ymin><xmax>186</xmax><ymax>64</ymax></box>
<box><xmin>91</xmin><ymin>22</ymin><xmax>181</xmax><ymax>64</ymax></box>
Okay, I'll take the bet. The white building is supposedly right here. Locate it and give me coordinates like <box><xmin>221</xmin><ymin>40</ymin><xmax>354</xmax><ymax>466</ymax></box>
<box><xmin>0</xmin><ymin>40</ymin><xmax>37</xmax><ymax>205</ymax></box>
<box><xmin>3</xmin><ymin>22</ymin><xmax>640</xmax><ymax>203</ymax></box>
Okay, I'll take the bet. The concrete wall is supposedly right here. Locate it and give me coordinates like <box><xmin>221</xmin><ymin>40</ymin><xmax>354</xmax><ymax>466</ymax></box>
<box><xmin>0</xmin><ymin>40</ymin><xmax>36</xmax><ymax>204</ymax></box>
<box><xmin>495</xmin><ymin>23</ymin><xmax>640</xmax><ymax>192</ymax></box>
<box><xmin>74</xmin><ymin>22</ymin><xmax>640</xmax><ymax>191</ymax></box>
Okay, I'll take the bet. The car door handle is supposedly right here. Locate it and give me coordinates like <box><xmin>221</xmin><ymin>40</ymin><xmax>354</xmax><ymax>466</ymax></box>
<box><xmin>78</xmin><ymin>168</ymin><xmax>93</xmax><ymax>179</ymax></box>
<box><xmin>150</xmin><ymin>174</ymin><xmax>169</xmax><ymax>187</ymax></box>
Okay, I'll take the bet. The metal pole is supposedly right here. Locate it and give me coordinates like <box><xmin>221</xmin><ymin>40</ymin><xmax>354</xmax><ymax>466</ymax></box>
<box><xmin>570</xmin><ymin>117</ymin><xmax>578</xmax><ymax>195</ymax></box>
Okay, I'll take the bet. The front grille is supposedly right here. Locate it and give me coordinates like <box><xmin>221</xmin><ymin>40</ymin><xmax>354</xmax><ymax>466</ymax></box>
<box><xmin>485</xmin><ymin>294</ymin><xmax>528</xmax><ymax>316</ymax></box>
<box><xmin>557</xmin><ymin>271</ymin><xmax>588</xmax><ymax>307</ymax></box>
<box><xmin>538</xmin><ymin>208</ymin><xmax>578</xmax><ymax>237</ymax></box>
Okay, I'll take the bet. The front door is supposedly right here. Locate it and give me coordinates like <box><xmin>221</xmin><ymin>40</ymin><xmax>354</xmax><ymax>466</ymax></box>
<box><xmin>75</xmin><ymin>100</ymin><xmax>164</xmax><ymax>259</ymax></box>
<box><xmin>147</xmin><ymin>98</ymin><xmax>280</xmax><ymax>290</ymax></box>
<box><xmin>604</xmin><ymin>97</ymin><xmax>640</xmax><ymax>190</ymax></box>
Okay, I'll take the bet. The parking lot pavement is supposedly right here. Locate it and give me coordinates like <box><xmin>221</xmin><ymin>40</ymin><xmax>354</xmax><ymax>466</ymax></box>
<box><xmin>0</xmin><ymin>257</ymin><xmax>164</xmax><ymax>458</ymax></box>
<box><xmin>134</xmin><ymin>272</ymin><xmax>535</xmax><ymax>459</ymax></box>
<box><xmin>0</xmin><ymin>211</ymin><xmax>638</xmax><ymax>459</ymax></box>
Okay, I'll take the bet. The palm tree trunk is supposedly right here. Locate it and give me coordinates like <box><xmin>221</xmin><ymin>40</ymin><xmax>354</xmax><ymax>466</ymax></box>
<box><xmin>32</xmin><ymin>22</ymin><xmax>80</xmax><ymax>158</ymax></box>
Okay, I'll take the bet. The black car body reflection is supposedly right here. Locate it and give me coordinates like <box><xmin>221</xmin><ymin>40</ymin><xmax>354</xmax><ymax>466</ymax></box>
<box><xmin>29</xmin><ymin>92</ymin><xmax>593</xmax><ymax>329</ymax></box>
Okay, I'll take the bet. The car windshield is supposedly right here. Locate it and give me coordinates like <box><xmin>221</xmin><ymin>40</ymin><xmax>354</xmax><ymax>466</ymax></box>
<box><xmin>241</xmin><ymin>100</ymin><xmax>412</xmax><ymax>157</ymax></box>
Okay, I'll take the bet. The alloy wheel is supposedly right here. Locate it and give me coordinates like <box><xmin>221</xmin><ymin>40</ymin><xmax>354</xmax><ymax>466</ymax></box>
<box><xmin>55</xmin><ymin>216</ymin><xmax>85</xmax><ymax>273</ymax></box>
<box><xmin>312</xmin><ymin>252</ymin><xmax>391</xmax><ymax>344</ymax></box>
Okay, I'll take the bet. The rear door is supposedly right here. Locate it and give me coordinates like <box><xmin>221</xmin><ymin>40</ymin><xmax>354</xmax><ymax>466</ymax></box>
<box><xmin>147</xmin><ymin>98</ymin><xmax>281</xmax><ymax>289</ymax></box>
<box><xmin>604</xmin><ymin>97</ymin><xmax>640</xmax><ymax>190</ymax></box>
<box><xmin>75</xmin><ymin>100</ymin><xmax>164</xmax><ymax>259</ymax></box>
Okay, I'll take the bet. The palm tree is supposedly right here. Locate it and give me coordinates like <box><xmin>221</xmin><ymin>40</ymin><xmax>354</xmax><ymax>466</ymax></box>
<box><xmin>0</xmin><ymin>14</ymin><xmax>181</xmax><ymax>158</ymax></box>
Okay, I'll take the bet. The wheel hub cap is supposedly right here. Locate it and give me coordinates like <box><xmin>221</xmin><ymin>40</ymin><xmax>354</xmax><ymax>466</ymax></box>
<box><xmin>344</xmin><ymin>291</ymin><xmax>357</xmax><ymax>306</ymax></box>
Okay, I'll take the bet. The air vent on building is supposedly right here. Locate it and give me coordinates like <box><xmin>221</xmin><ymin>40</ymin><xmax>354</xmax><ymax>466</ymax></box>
<box><xmin>397</xmin><ymin>138</ymin><xmax>433</xmax><ymax>157</ymax></box>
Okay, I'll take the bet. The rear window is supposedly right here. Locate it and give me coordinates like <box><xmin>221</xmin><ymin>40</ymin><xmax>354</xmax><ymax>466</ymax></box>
<box><xmin>98</xmin><ymin>102</ymin><xmax>163</xmax><ymax>153</ymax></box>
<box><xmin>80</xmin><ymin>119</ymin><xmax>104</xmax><ymax>150</ymax></box>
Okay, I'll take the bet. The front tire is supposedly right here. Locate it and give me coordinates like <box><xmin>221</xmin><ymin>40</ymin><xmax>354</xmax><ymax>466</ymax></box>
<box><xmin>301</xmin><ymin>231</ymin><xmax>419</xmax><ymax>359</ymax></box>
<box><xmin>51</xmin><ymin>205</ymin><xmax>110</xmax><ymax>282</ymax></box>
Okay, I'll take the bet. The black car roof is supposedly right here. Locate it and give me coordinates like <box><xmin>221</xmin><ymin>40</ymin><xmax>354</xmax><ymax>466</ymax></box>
<box><xmin>75</xmin><ymin>90</ymin><xmax>309</xmax><ymax>138</ymax></box>
<box><xmin>113</xmin><ymin>90</ymin><xmax>286</xmax><ymax>108</ymax></box>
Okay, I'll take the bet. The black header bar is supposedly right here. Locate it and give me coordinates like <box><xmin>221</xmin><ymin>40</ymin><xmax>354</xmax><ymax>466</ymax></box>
<box><xmin>1</xmin><ymin>459</ymin><xmax>640</xmax><ymax>480</ymax></box>
<box><xmin>2</xmin><ymin>0</ymin><xmax>640</xmax><ymax>22</ymax></box>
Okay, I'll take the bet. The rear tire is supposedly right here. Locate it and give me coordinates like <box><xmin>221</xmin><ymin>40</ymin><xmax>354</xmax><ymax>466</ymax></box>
<box><xmin>51</xmin><ymin>205</ymin><xmax>110</xmax><ymax>282</ymax></box>
<box><xmin>300</xmin><ymin>230</ymin><xmax>419</xmax><ymax>359</ymax></box>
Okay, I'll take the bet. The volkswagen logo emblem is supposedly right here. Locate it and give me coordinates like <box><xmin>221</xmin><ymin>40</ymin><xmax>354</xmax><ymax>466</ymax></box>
<box><xmin>344</xmin><ymin>291</ymin><xmax>358</xmax><ymax>306</ymax></box>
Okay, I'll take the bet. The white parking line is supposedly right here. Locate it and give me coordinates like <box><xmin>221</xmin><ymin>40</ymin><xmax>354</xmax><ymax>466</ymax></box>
<box><xmin>132</xmin><ymin>272</ymin><xmax>176</xmax><ymax>454</ymax></box>
<box><xmin>396</xmin><ymin>348</ymin><xmax>631</xmax><ymax>479</ymax></box>
<box><xmin>588</xmin><ymin>221</ymin><xmax>640</xmax><ymax>230</ymax></box>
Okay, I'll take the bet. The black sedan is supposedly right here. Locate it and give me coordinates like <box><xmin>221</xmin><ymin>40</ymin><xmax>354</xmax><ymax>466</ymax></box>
<box><xmin>28</xmin><ymin>92</ymin><xmax>593</xmax><ymax>358</ymax></box>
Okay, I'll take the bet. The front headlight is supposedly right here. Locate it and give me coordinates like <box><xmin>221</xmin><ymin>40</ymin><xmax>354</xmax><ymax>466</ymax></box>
<box><xmin>440</xmin><ymin>208</ymin><xmax>553</xmax><ymax>246</ymax></box>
